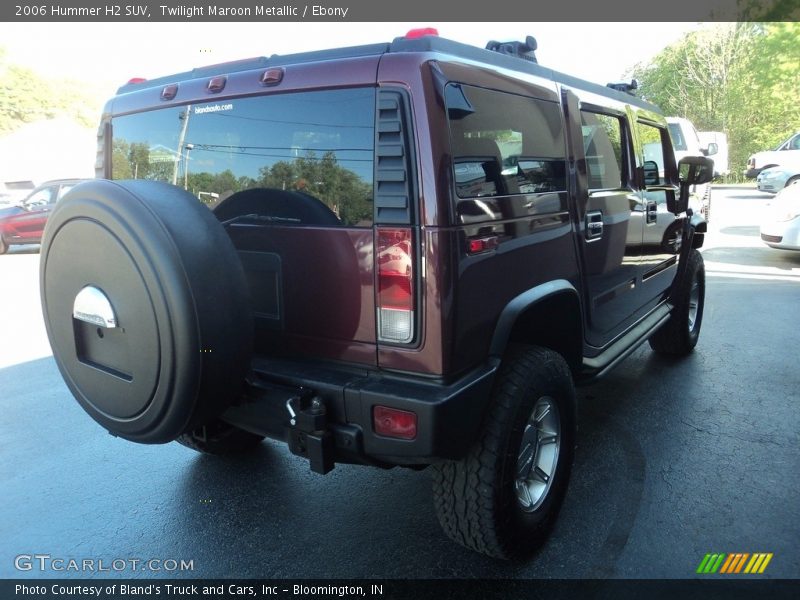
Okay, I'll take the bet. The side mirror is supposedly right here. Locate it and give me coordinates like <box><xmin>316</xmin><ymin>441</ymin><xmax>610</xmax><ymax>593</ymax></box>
<box><xmin>679</xmin><ymin>156</ymin><xmax>714</xmax><ymax>185</ymax></box>
<box><xmin>670</xmin><ymin>156</ymin><xmax>714</xmax><ymax>215</ymax></box>
<box><xmin>703</xmin><ymin>142</ymin><xmax>718</xmax><ymax>156</ymax></box>
<box><xmin>642</xmin><ymin>160</ymin><xmax>660</xmax><ymax>186</ymax></box>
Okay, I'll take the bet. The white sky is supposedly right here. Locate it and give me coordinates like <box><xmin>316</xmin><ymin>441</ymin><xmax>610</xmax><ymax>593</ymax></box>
<box><xmin>0</xmin><ymin>21</ymin><xmax>703</xmax><ymax>102</ymax></box>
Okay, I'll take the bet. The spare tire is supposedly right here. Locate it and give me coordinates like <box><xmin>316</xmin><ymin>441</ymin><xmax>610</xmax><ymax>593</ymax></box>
<box><xmin>40</xmin><ymin>180</ymin><xmax>253</xmax><ymax>444</ymax></box>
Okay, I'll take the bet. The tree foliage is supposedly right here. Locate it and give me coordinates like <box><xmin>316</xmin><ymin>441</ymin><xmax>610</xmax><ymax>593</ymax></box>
<box><xmin>629</xmin><ymin>23</ymin><xmax>800</xmax><ymax>180</ymax></box>
<box><xmin>0</xmin><ymin>47</ymin><xmax>101</xmax><ymax>135</ymax></box>
<box><xmin>257</xmin><ymin>151</ymin><xmax>372</xmax><ymax>225</ymax></box>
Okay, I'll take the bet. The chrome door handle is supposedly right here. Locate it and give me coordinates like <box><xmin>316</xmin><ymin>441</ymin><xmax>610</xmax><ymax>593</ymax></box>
<box><xmin>585</xmin><ymin>211</ymin><xmax>603</xmax><ymax>240</ymax></box>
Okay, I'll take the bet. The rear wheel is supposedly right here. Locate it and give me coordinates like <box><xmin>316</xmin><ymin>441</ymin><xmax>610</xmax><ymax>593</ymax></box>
<box><xmin>431</xmin><ymin>346</ymin><xmax>576</xmax><ymax>559</ymax></box>
<box><xmin>649</xmin><ymin>249</ymin><xmax>705</xmax><ymax>355</ymax></box>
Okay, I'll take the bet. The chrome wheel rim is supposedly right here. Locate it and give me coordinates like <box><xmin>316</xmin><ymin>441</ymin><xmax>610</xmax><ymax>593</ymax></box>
<box><xmin>515</xmin><ymin>396</ymin><xmax>560</xmax><ymax>513</ymax></box>
<box><xmin>688</xmin><ymin>273</ymin><xmax>701</xmax><ymax>332</ymax></box>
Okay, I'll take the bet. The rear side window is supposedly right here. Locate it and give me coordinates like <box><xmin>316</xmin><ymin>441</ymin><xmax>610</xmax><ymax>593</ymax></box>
<box><xmin>111</xmin><ymin>88</ymin><xmax>375</xmax><ymax>227</ymax></box>
<box><xmin>445</xmin><ymin>84</ymin><xmax>567</xmax><ymax>200</ymax></box>
<box><xmin>581</xmin><ymin>111</ymin><xmax>625</xmax><ymax>190</ymax></box>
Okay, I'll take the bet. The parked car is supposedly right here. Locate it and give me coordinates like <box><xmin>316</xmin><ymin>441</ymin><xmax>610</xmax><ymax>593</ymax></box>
<box><xmin>745</xmin><ymin>131</ymin><xmax>800</xmax><ymax>179</ymax></box>
<box><xmin>756</xmin><ymin>166</ymin><xmax>800</xmax><ymax>194</ymax></box>
<box><xmin>761</xmin><ymin>180</ymin><xmax>800</xmax><ymax>250</ymax></box>
<box><xmin>38</xmin><ymin>31</ymin><xmax>713</xmax><ymax>559</ymax></box>
<box><xmin>0</xmin><ymin>179</ymin><xmax>85</xmax><ymax>254</ymax></box>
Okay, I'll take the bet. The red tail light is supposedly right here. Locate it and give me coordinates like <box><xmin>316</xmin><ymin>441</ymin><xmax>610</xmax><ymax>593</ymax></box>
<box><xmin>373</xmin><ymin>406</ymin><xmax>417</xmax><ymax>440</ymax></box>
<box><xmin>377</xmin><ymin>227</ymin><xmax>414</xmax><ymax>343</ymax></box>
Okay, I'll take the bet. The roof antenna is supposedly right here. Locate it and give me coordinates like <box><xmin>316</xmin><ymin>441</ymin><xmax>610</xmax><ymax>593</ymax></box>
<box><xmin>485</xmin><ymin>35</ymin><xmax>538</xmax><ymax>63</ymax></box>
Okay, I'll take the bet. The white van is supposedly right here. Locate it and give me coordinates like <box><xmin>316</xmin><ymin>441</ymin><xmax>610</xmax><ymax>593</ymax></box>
<box><xmin>699</xmin><ymin>131</ymin><xmax>729</xmax><ymax>178</ymax></box>
<box><xmin>667</xmin><ymin>117</ymin><xmax>715</xmax><ymax>221</ymax></box>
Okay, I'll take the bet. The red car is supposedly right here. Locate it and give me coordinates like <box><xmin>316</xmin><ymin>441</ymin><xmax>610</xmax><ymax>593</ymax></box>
<box><xmin>0</xmin><ymin>179</ymin><xmax>85</xmax><ymax>254</ymax></box>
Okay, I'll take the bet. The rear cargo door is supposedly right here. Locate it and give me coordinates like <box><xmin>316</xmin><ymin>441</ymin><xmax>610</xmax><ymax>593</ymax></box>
<box><xmin>111</xmin><ymin>86</ymin><xmax>380</xmax><ymax>365</ymax></box>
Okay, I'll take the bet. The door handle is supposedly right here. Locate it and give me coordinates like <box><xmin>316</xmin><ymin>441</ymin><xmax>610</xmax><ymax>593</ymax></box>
<box><xmin>646</xmin><ymin>201</ymin><xmax>658</xmax><ymax>224</ymax></box>
<box><xmin>585</xmin><ymin>211</ymin><xmax>603</xmax><ymax>240</ymax></box>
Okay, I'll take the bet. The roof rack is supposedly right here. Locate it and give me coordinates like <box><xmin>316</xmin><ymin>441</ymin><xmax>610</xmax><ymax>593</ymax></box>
<box><xmin>606</xmin><ymin>79</ymin><xmax>639</xmax><ymax>95</ymax></box>
<box><xmin>485</xmin><ymin>36</ymin><xmax>538</xmax><ymax>63</ymax></box>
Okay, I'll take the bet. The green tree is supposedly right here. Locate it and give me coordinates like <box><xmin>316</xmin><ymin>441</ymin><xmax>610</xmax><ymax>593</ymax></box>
<box><xmin>629</xmin><ymin>23</ymin><xmax>800</xmax><ymax>180</ymax></box>
<box><xmin>0</xmin><ymin>46</ymin><xmax>102</xmax><ymax>134</ymax></box>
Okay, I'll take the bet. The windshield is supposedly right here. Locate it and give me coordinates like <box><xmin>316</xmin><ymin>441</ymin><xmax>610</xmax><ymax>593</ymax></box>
<box><xmin>111</xmin><ymin>87</ymin><xmax>376</xmax><ymax>226</ymax></box>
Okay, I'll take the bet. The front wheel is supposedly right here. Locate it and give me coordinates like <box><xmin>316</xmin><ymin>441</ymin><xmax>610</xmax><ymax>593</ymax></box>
<box><xmin>431</xmin><ymin>346</ymin><xmax>576</xmax><ymax>559</ymax></box>
<box><xmin>649</xmin><ymin>249</ymin><xmax>705</xmax><ymax>355</ymax></box>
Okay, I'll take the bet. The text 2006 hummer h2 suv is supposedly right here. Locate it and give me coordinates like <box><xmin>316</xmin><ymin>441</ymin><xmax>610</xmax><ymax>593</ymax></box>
<box><xmin>40</xmin><ymin>30</ymin><xmax>713</xmax><ymax>559</ymax></box>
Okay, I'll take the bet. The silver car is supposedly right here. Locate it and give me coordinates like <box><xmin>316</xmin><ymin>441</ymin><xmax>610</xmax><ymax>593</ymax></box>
<box><xmin>756</xmin><ymin>166</ymin><xmax>800</xmax><ymax>193</ymax></box>
<box><xmin>761</xmin><ymin>180</ymin><xmax>800</xmax><ymax>250</ymax></box>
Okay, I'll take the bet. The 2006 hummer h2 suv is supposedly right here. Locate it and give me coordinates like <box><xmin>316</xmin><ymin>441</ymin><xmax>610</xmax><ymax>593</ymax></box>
<box><xmin>40</xmin><ymin>30</ymin><xmax>713</xmax><ymax>559</ymax></box>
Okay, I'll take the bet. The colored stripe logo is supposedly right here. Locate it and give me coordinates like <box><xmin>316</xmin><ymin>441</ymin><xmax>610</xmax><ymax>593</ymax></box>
<box><xmin>696</xmin><ymin>553</ymin><xmax>773</xmax><ymax>574</ymax></box>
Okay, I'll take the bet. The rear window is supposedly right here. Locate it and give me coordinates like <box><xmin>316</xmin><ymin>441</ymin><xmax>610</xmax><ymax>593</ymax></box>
<box><xmin>111</xmin><ymin>88</ymin><xmax>376</xmax><ymax>227</ymax></box>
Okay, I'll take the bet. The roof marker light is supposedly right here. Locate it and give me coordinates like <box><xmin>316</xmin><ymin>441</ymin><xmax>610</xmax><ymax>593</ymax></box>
<box><xmin>405</xmin><ymin>28</ymin><xmax>439</xmax><ymax>39</ymax></box>
<box><xmin>207</xmin><ymin>76</ymin><xmax>227</xmax><ymax>93</ymax></box>
<box><xmin>126</xmin><ymin>78</ymin><xmax>147</xmax><ymax>85</ymax></box>
<box><xmin>260</xmin><ymin>68</ymin><xmax>284</xmax><ymax>86</ymax></box>
<box><xmin>160</xmin><ymin>84</ymin><xmax>178</xmax><ymax>101</ymax></box>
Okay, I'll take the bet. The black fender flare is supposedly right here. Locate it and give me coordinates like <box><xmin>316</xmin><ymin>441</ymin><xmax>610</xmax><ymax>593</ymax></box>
<box><xmin>489</xmin><ymin>279</ymin><xmax>583</xmax><ymax>369</ymax></box>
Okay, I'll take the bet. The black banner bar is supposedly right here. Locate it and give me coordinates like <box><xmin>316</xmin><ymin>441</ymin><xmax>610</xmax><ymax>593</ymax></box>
<box><xmin>3</xmin><ymin>579</ymin><xmax>800</xmax><ymax>600</ymax></box>
<box><xmin>2</xmin><ymin>0</ymin><xmax>799</xmax><ymax>22</ymax></box>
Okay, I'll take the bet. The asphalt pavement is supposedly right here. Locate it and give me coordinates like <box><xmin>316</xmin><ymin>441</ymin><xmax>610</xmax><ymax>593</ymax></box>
<box><xmin>1</xmin><ymin>186</ymin><xmax>798</xmax><ymax>580</ymax></box>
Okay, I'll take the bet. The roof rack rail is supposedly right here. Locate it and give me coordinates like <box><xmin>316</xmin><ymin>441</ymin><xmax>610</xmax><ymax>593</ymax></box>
<box><xmin>485</xmin><ymin>36</ymin><xmax>538</xmax><ymax>63</ymax></box>
<box><xmin>606</xmin><ymin>79</ymin><xmax>639</xmax><ymax>95</ymax></box>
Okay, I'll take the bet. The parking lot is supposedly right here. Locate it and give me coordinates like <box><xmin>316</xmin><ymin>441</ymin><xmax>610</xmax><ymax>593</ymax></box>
<box><xmin>1</xmin><ymin>185</ymin><xmax>798</xmax><ymax>580</ymax></box>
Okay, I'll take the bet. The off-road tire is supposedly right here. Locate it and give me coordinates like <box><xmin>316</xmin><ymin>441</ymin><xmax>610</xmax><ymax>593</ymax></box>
<box><xmin>177</xmin><ymin>420</ymin><xmax>265</xmax><ymax>455</ymax></box>
<box><xmin>431</xmin><ymin>346</ymin><xmax>576</xmax><ymax>560</ymax></box>
<box><xmin>649</xmin><ymin>249</ymin><xmax>705</xmax><ymax>356</ymax></box>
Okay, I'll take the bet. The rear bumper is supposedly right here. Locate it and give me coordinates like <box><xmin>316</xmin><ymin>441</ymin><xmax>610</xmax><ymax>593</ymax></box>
<box><xmin>220</xmin><ymin>356</ymin><xmax>498</xmax><ymax>469</ymax></box>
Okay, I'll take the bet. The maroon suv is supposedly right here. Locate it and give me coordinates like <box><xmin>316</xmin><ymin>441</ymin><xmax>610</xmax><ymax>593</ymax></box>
<box><xmin>40</xmin><ymin>31</ymin><xmax>712</xmax><ymax>559</ymax></box>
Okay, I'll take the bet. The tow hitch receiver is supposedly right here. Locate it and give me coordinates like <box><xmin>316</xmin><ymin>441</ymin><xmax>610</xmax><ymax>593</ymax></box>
<box><xmin>287</xmin><ymin>396</ymin><xmax>335</xmax><ymax>474</ymax></box>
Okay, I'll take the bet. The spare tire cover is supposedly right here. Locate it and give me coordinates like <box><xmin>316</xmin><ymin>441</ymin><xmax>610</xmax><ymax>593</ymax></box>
<box><xmin>40</xmin><ymin>180</ymin><xmax>253</xmax><ymax>444</ymax></box>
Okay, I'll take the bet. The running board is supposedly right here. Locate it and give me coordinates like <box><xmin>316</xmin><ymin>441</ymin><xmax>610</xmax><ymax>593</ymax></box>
<box><xmin>580</xmin><ymin>303</ymin><xmax>672</xmax><ymax>382</ymax></box>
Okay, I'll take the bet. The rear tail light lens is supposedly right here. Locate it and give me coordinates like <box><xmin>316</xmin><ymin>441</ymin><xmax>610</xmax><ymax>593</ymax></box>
<box><xmin>373</xmin><ymin>406</ymin><xmax>417</xmax><ymax>440</ymax></box>
<box><xmin>377</xmin><ymin>227</ymin><xmax>414</xmax><ymax>343</ymax></box>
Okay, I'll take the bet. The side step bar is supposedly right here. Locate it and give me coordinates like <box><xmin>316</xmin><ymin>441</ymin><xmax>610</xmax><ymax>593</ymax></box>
<box><xmin>580</xmin><ymin>303</ymin><xmax>672</xmax><ymax>382</ymax></box>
